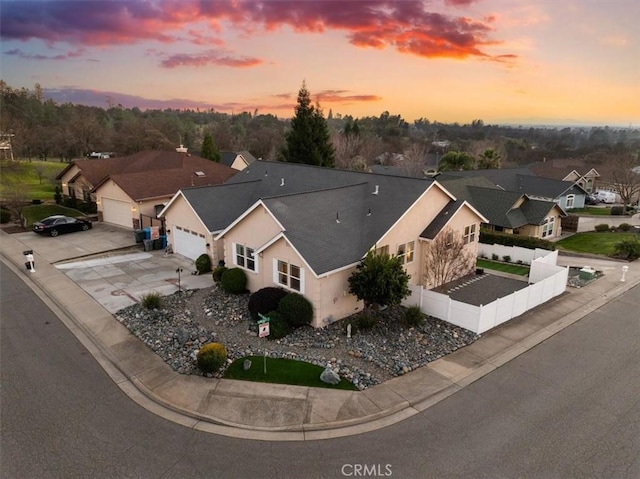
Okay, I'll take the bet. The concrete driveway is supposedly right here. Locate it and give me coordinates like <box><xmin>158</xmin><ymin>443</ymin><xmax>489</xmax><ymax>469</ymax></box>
<box><xmin>10</xmin><ymin>222</ymin><xmax>213</xmax><ymax>313</ymax></box>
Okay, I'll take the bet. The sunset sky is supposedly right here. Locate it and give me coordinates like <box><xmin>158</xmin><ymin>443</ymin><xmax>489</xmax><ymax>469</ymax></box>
<box><xmin>1</xmin><ymin>0</ymin><xmax>638</xmax><ymax>126</ymax></box>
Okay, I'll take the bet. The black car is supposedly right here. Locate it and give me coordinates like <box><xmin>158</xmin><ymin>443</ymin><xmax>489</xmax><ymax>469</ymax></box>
<box><xmin>585</xmin><ymin>194</ymin><xmax>599</xmax><ymax>205</ymax></box>
<box><xmin>33</xmin><ymin>215</ymin><xmax>92</xmax><ymax>237</ymax></box>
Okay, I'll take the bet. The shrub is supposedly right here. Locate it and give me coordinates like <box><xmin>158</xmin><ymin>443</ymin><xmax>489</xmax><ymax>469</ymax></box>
<box><xmin>480</xmin><ymin>229</ymin><xmax>555</xmax><ymax>251</ymax></box>
<box><xmin>221</xmin><ymin>267</ymin><xmax>247</xmax><ymax>294</ymax></box>
<box><xmin>614</xmin><ymin>239</ymin><xmax>640</xmax><ymax>260</ymax></box>
<box><xmin>355</xmin><ymin>311</ymin><xmax>378</xmax><ymax>331</ymax></box>
<box><xmin>195</xmin><ymin>253</ymin><xmax>212</xmax><ymax>274</ymax></box>
<box><xmin>0</xmin><ymin>208</ymin><xmax>11</xmax><ymax>224</ymax></box>
<box><xmin>278</xmin><ymin>292</ymin><xmax>314</xmax><ymax>328</ymax></box>
<box><xmin>491</xmin><ymin>253</ymin><xmax>499</xmax><ymax>261</ymax></box>
<box><xmin>610</xmin><ymin>206</ymin><xmax>624</xmax><ymax>216</ymax></box>
<box><xmin>196</xmin><ymin>342</ymin><xmax>227</xmax><ymax>373</ymax></box>
<box><xmin>516</xmin><ymin>260</ymin><xmax>523</xmax><ymax>265</ymax></box>
<box><xmin>54</xmin><ymin>186</ymin><xmax>62</xmax><ymax>205</ymax></box>
<box><xmin>502</xmin><ymin>255</ymin><xmax>511</xmax><ymax>263</ymax></box>
<box><xmin>595</xmin><ymin>223</ymin><xmax>611</xmax><ymax>232</ymax></box>
<box><xmin>403</xmin><ymin>305</ymin><xmax>424</xmax><ymax>328</ymax></box>
<box><xmin>248</xmin><ymin>287</ymin><xmax>288</xmax><ymax>322</ymax></box>
<box><xmin>618</xmin><ymin>223</ymin><xmax>632</xmax><ymax>232</ymax></box>
<box><xmin>212</xmin><ymin>266</ymin><xmax>227</xmax><ymax>283</ymax></box>
<box><xmin>265</xmin><ymin>311</ymin><xmax>292</xmax><ymax>340</ymax></box>
<box><xmin>141</xmin><ymin>291</ymin><xmax>162</xmax><ymax>310</ymax></box>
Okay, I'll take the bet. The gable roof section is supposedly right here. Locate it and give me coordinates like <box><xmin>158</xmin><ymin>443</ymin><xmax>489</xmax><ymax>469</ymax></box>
<box><xmin>220</xmin><ymin>150</ymin><xmax>258</xmax><ymax>168</ymax></box>
<box><xmin>420</xmin><ymin>200</ymin><xmax>465</xmax><ymax>239</ymax></box>
<box><xmin>441</xmin><ymin>167</ymin><xmax>534</xmax><ymax>190</ymax></box>
<box><xmin>89</xmin><ymin>151</ymin><xmax>237</xmax><ymax>200</ymax></box>
<box><xmin>515</xmin><ymin>174</ymin><xmax>587</xmax><ymax>198</ymax></box>
<box><xmin>466</xmin><ymin>186</ymin><xmax>527</xmax><ymax>228</ymax></box>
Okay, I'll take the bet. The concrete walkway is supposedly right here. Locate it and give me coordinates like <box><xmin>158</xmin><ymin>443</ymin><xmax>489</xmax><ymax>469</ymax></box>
<box><xmin>2</xmin><ymin>230</ymin><xmax>639</xmax><ymax>441</ymax></box>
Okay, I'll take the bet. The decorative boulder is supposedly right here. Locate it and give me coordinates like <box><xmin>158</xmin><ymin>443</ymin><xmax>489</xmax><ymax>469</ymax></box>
<box><xmin>243</xmin><ymin>359</ymin><xmax>252</xmax><ymax>371</ymax></box>
<box><xmin>320</xmin><ymin>367</ymin><xmax>341</xmax><ymax>385</ymax></box>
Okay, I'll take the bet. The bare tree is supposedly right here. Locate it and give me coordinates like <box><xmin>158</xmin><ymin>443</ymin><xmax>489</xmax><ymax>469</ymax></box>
<box><xmin>332</xmin><ymin>130</ymin><xmax>363</xmax><ymax>170</ymax></box>
<box><xmin>400</xmin><ymin>142</ymin><xmax>430</xmax><ymax>177</ymax></box>
<box><xmin>422</xmin><ymin>227</ymin><xmax>476</xmax><ymax>289</ymax></box>
<box><xmin>609</xmin><ymin>153</ymin><xmax>640</xmax><ymax>208</ymax></box>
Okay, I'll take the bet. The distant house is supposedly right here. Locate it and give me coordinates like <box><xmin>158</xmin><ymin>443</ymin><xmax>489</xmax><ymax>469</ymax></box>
<box><xmin>219</xmin><ymin>151</ymin><xmax>257</xmax><ymax>171</ymax></box>
<box><xmin>159</xmin><ymin>161</ymin><xmax>487</xmax><ymax>327</ymax></box>
<box><xmin>528</xmin><ymin>160</ymin><xmax>601</xmax><ymax>194</ymax></box>
<box><xmin>440</xmin><ymin>167</ymin><xmax>588</xmax><ymax>210</ymax></box>
<box><xmin>58</xmin><ymin>149</ymin><xmax>237</xmax><ymax>229</ymax></box>
<box><xmin>438</xmin><ymin>175</ymin><xmax>566</xmax><ymax>239</ymax></box>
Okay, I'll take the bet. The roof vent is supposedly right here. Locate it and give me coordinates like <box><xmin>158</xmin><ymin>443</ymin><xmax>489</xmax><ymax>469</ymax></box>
<box><xmin>280</xmin><ymin>178</ymin><xmax>285</xmax><ymax>187</ymax></box>
<box><xmin>367</xmin><ymin>208</ymin><xmax>372</xmax><ymax>217</ymax></box>
<box><xmin>336</xmin><ymin>212</ymin><xmax>340</xmax><ymax>224</ymax></box>
<box><xmin>195</xmin><ymin>171</ymin><xmax>205</xmax><ymax>177</ymax></box>
<box><xmin>372</xmin><ymin>185</ymin><xmax>379</xmax><ymax>195</ymax></box>
<box><xmin>265</xmin><ymin>170</ymin><xmax>268</xmax><ymax>177</ymax></box>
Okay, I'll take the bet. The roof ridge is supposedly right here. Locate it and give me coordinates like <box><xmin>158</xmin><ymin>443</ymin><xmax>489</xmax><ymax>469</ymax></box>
<box><xmin>260</xmin><ymin>182</ymin><xmax>369</xmax><ymax>200</ymax></box>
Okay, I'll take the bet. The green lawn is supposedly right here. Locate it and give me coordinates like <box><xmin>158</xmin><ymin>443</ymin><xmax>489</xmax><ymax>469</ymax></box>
<box><xmin>224</xmin><ymin>356</ymin><xmax>358</xmax><ymax>390</ymax></box>
<box><xmin>21</xmin><ymin>204</ymin><xmax>85</xmax><ymax>227</ymax></box>
<box><xmin>556</xmin><ymin>232</ymin><xmax>639</xmax><ymax>256</ymax></box>
<box><xmin>0</xmin><ymin>160</ymin><xmax>66</xmax><ymax>202</ymax></box>
<box><xmin>476</xmin><ymin>259</ymin><xmax>530</xmax><ymax>276</ymax></box>
<box><xmin>569</xmin><ymin>207</ymin><xmax>612</xmax><ymax>216</ymax></box>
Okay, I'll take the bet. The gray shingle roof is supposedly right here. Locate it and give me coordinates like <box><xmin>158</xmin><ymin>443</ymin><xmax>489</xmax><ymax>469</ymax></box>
<box><xmin>181</xmin><ymin>160</ymin><xmax>440</xmax><ymax>275</ymax></box>
<box><xmin>420</xmin><ymin>200</ymin><xmax>465</xmax><ymax>239</ymax></box>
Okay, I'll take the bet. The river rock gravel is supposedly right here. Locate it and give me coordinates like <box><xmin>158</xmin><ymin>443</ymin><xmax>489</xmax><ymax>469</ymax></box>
<box><xmin>116</xmin><ymin>284</ymin><xmax>479</xmax><ymax>389</ymax></box>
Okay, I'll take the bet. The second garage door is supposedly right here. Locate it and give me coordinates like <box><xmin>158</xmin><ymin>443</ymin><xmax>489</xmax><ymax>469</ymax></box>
<box><xmin>102</xmin><ymin>198</ymin><xmax>133</xmax><ymax>228</ymax></box>
<box><xmin>172</xmin><ymin>226</ymin><xmax>207</xmax><ymax>260</ymax></box>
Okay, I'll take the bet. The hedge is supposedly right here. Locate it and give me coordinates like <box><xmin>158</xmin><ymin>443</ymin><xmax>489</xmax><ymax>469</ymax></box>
<box><xmin>479</xmin><ymin>229</ymin><xmax>555</xmax><ymax>251</ymax></box>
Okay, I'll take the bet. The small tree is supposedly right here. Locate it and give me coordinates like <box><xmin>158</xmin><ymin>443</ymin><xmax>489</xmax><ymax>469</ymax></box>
<box><xmin>348</xmin><ymin>250</ymin><xmax>411</xmax><ymax>313</ymax></box>
<box><xmin>423</xmin><ymin>227</ymin><xmax>476</xmax><ymax>289</ymax></box>
<box><xmin>201</xmin><ymin>132</ymin><xmax>221</xmax><ymax>162</ymax></box>
<box><xmin>476</xmin><ymin>148</ymin><xmax>502</xmax><ymax>169</ymax></box>
<box><xmin>438</xmin><ymin>151</ymin><xmax>474</xmax><ymax>172</ymax></box>
<box><xmin>609</xmin><ymin>154</ymin><xmax>640</xmax><ymax>209</ymax></box>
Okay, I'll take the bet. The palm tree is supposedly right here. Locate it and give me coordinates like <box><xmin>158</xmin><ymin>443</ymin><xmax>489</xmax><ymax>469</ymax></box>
<box><xmin>438</xmin><ymin>151</ymin><xmax>474</xmax><ymax>172</ymax></box>
<box><xmin>477</xmin><ymin>148</ymin><xmax>501</xmax><ymax>169</ymax></box>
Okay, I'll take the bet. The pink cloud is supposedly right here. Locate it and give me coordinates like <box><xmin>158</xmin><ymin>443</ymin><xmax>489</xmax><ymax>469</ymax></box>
<box><xmin>4</xmin><ymin>47</ymin><xmax>93</xmax><ymax>61</ymax></box>
<box><xmin>1</xmin><ymin>1</ymin><xmax>513</xmax><ymax>62</ymax></box>
<box><xmin>161</xmin><ymin>49</ymin><xmax>262</xmax><ymax>68</ymax></box>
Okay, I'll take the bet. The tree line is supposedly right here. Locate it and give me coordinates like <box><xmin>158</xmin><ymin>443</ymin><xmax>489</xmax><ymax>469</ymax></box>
<box><xmin>1</xmin><ymin>80</ymin><xmax>638</xmax><ymax>171</ymax></box>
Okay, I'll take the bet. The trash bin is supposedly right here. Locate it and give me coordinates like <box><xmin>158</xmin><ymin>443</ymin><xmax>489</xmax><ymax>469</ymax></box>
<box><xmin>153</xmin><ymin>238</ymin><xmax>162</xmax><ymax>250</ymax></box>
<box><xmin>143</xmin><ymin>227</ymin><xmax>151</xmax><ymax>240</ymax></box>
<box><xmin>143</xmin><ymin>239</ymin><xmax>153</xmax><ymax>252</ymax></box>
<box><xmin>134</xmin><ymin>229</ymin><xmax>144</xmax><ymax>244</ymax></box>
<box><xmin>160</xmin><ymin>235</ymin><xmax>167</xmax><ymax>249</ymax></box>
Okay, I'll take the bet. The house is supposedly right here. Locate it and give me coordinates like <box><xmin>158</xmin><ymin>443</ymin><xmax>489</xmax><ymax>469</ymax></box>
<box><xmin>220</xmin><ymin>151</ymin><xmax>257</xmax><ymax>171</ymax></box>
<box><xmin>528</xmin><ymin>160</ymin><xmax>601</xmax><ymax>194</ymax></box>
<box><xmin>58</xmin><ymin>150</ymin><xmax>237</xmax><ymax>229</ymax></box>
<box><xmin>439</xmin><ymin>168</ymin><xmax>587</xmax><ymax>210</ymax></box>
<box><xmin>159</xmin><ymin>161</ymin><xmax>487</xmax><ymax>327</ymax></box>
<box><xmin>438</xmin><ymin>175</ymin><xmax>566</xmax><ymax>239</ymax></box>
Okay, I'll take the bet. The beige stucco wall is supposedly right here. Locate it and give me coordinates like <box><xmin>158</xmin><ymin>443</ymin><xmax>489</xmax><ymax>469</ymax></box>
<box><xmin>231</xmin><ymin>156</ymin><xmax>248</xmax><ymax>171</ymax></box>
<box><xmin>95</xmin><ymin>180</ymin><xmax>133</xmax><ymax>213</ymax></box>
<box><xmin>162</xmin><ymin>194</ymin><xmax>219</xmax><ymax>262</ymax></box>
<box><xmin>60</xmin><ymin>165</ymin><xmax>93</xmax><ymax>200</ymax></box>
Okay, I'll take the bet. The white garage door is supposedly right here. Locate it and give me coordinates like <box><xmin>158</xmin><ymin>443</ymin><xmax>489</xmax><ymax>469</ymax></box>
<box><xmin>173</xmin><ymin>226</ymin><xmax>207</xmax><ymax>260</ymax></box>
<box><xmin>102</xmin><ymin>198</ymin><xmax>132</xmax><ymax>228</ymax></box>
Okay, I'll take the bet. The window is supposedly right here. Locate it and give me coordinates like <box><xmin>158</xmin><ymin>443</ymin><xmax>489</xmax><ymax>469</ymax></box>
<box><xmin>566</xmin><ymin>194</ymin><xmax>575</xmax><ymax>209</ymax></box>
<box><xmin>275</xmin><ymin>260</ymin><xmax>303</xmax><ymax>292</ymax></box>
<box><xmin>541</xmin><ymin>216</ymin><xmax>555</xmax><ymax>238</ymax></box>
<box><xmin>235</xmin><ymin>243</ymin><xmax>256</xmax><ymax>271</ymax></box>
<box><xmin>397</xmin><ymin>241</ymin><xmax>415</xmax><ymax>263</ymax></box>
<box><xmin>463</xmin><ymin>224</ymin><xmax>477</xmax><ymax>244</ymax></box>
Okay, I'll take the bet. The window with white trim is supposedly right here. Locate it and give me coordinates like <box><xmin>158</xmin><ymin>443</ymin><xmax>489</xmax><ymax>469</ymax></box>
<box><xmin>463</xmin><ymin>224</ymin><xmax>477</xmax><ymax>244</ymax></box>
<box><xmin>397</xmin><ymin>241</ymin><xmax>415</xmax><ymax>264</ymax></box>
<box><xmin>541</xmin><ymin>216</ymin><xmax>555</xmax><ymax>238</ymax></box>
<box><xmin>274</xmin><ymin>259</ymin><xmax>303</xmax><ymax>292</ymax></box>
<box><xmin>566</xmin><ymin>194</ymin><xmax>575</xmax><ymax>209</ymax></box>
<box><xmin>234</xmin><ymin>243</ymin><xmax>256</xmax><ymax>272</ymax></box>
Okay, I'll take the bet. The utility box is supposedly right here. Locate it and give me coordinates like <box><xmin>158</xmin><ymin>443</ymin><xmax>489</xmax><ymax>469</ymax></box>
<box><xmin>579</xmin><ymin>267</ymin><xmax>596</xmax><ymax>281</ymax></box>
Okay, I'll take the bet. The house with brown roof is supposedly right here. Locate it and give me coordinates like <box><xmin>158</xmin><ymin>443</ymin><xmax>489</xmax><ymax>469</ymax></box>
<box><xmin>57</xmin><ymin>150</ymin><xmax>237</xmax><ymax>229</ymax></box>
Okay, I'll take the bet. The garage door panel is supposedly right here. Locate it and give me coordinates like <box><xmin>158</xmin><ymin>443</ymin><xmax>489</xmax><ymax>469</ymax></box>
<box><xmin>102</xmin><ymin>198</ymin><xmax>132</xmax><ymax>228</ymax></box>
<box><xmin>173</xmin><ymin>226</ymin><xmax>206</xmax><ymax>260</ymax></box>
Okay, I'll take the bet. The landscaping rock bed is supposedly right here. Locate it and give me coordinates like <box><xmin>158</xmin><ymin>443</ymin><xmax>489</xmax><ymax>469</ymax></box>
<box><xmin>116</xmin><ymin>285</ymin><xmax>479</xmax><ymax>389</ymax></box>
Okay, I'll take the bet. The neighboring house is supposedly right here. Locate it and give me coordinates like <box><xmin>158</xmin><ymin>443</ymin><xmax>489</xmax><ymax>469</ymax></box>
<box><xmin>160</xmin><ymin>161</ymin><xmax>487</xmax><ymax>327</ymax></box>
<box><xmin>440</xmin><ymin>168</ymin><xmax>587</xmax><ymax>210</ymax></box>
<box><xmin>58</xmin><ymin>150</ymin><xmax>237</xmax><ymax>229</ymax></box>
<box><xmin>220</xmin><ymin>151</ymin><xmax>257</xmax><ymax>171</ymax></box>
<box><xmin>528</xmin><ymin>161</ymin><xmax>601</xmax><ymax>194</ymax></box>
<box><xmin>438</xmin><ymin>175</ymin><xmax>566</xmax><ymax>239</ymax></box>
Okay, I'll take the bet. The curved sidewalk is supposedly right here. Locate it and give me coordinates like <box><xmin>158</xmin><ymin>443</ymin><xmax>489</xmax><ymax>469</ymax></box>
<box><xmin>2</xmin><ymin>231</ymin><xmax>639</xmax><ymax>441</ymax></box>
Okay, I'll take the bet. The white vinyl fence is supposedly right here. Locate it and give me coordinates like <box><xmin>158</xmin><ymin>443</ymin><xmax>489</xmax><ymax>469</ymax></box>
<box><xmin>404</xmin><ymin>245</ymin><xmax>568</xmax><ymax>334</ymax></box>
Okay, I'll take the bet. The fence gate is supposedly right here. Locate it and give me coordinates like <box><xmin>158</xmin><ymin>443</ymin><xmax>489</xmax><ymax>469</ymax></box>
<box><xmin>561</xmin><ymin>215</ymin><xmax>578</xmax><ymax>232</ymax></box>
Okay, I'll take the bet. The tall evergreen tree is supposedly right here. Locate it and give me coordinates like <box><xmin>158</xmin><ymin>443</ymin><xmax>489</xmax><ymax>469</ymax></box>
<box><xmin>282</xmin><ymin>81</ymin><xmax>335</xmax><ymax>167</ymax></box>
<box><xmin>200</xmin><ymin>132</ymin><xmax>220</xmax><ymax>162</ymax></box>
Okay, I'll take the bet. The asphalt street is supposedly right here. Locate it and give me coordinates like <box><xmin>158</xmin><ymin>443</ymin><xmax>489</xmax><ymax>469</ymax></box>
<box><xmin>1</xmin><ymin>260</ymin><xmax>639</xmax><ymax>479</ymax></box>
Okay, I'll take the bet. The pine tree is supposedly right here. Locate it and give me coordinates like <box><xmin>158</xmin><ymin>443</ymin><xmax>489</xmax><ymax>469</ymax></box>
<box><xmin>201</xmin><ymin>133</ymin><xmax>220</xmax><ymax>162</ymax></box>
<box><xmin>282</xmin><ymin>81</ymin><xmax>335</xmax><ymax>167</ymax></box>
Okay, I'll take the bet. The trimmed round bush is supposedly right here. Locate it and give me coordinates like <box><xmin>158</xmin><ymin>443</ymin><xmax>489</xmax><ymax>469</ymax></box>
<box><xmin>595</xmin><ymin>223</ymin><xmax>611</xmax><ymax>232</ymax></box>
<box><xmin>265</xmin><ymin>311</ymin><xmax>292</xmax><ymax>340</ymax></box>
<box><xmin>278</xmin><ymin>292</ymin><xmax>313</xmax><ymax>328</ymax></box>
<box><xmin>248</xmin><ymin>287</ymin><xmax>288</xmax><ymax>322</ymax></box>
<box><xmin>196</xmin><ymin>342</ymin><xmax>227</xmax><ymax>374</ymax></box>
<box><xmin>619</xmin><ymin>223</ymin><xmax>632</xmax><ymax>232</ymax></box>
<box><xmin>212</xmin><ymin>265</ymin><xmax>227</xmax><ymax>283</ymax></box>
<box><xmin>195</xmin><ymin>253</ymin><xmax>212</xmax><ymax>274</ymax></box>
<box><xmin>610</xmin><ymin>206</ymin><xmax>624</xmax><ymax>216</ymax></box>
<box><xmin>0</xmin><ymin>208</ymin><xmax>11</xmax><ymax>224</ymax></box>
<box><xmin>221</xmin><ymin>267</ymin><xmax>247</xmax><ymax>294</ymax></box>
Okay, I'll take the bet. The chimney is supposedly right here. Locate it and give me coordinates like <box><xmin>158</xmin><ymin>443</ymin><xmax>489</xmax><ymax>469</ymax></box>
<box><xmin>372</xmin><ymin>185</ymin><xmax>379</xmax><ymax>195</ymax></box>
<box><xmin>176</xmin><ymin>144</ymin><xmax>188</xmax><ymax>153</ymax></box>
